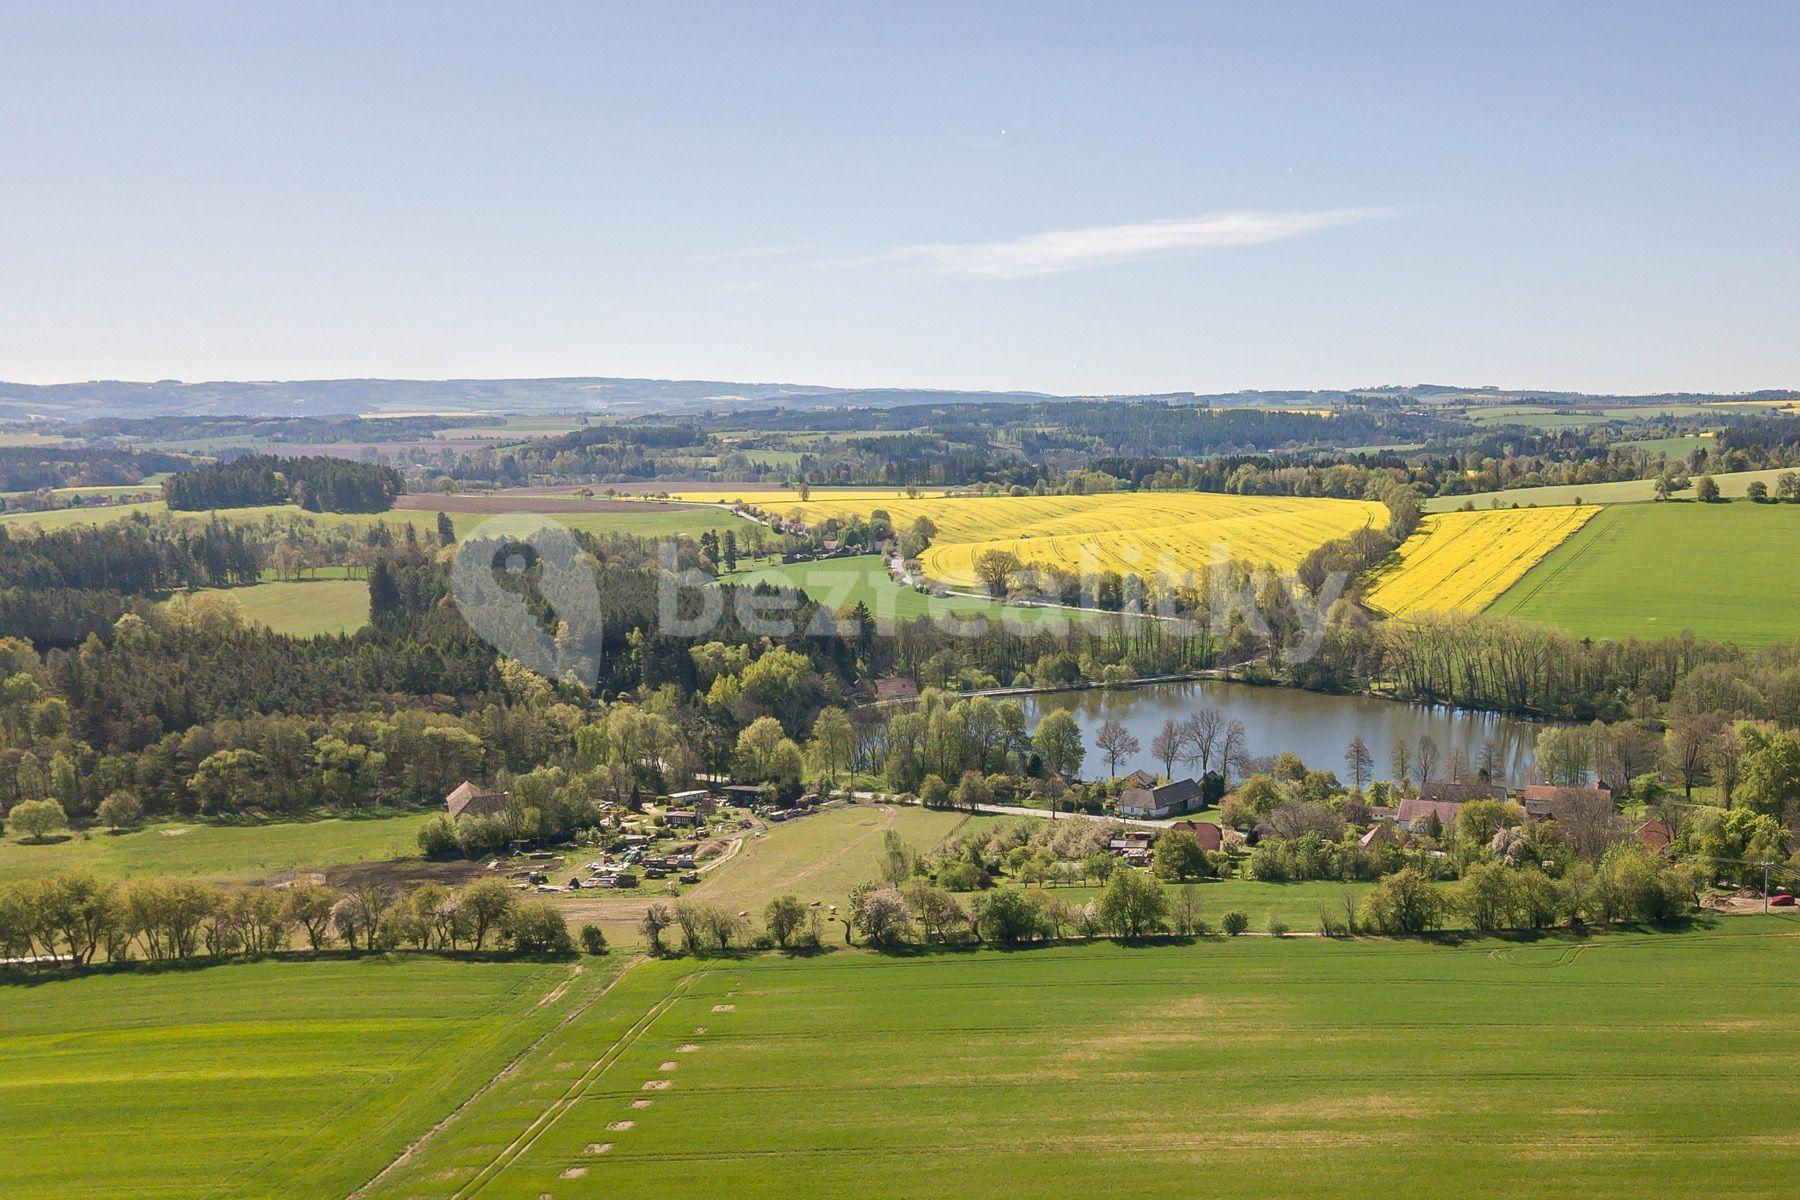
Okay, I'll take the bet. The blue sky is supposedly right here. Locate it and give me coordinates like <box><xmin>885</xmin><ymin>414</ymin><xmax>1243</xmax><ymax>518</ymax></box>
<box><xmin>3</xmin><ymin>2</ymin><xmax>1797</xmax><ymax>394</ymax></box>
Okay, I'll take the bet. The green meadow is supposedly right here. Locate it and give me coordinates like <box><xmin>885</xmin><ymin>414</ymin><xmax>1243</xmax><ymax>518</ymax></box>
<box><xmin>0</xmin><ymin>496</ymin><xmax>753</xmax><ymax>542</ymax></box>
<box><xmin>724</xmin><ymin>554</ymin><xmax>1005</xmax><ymax>622</ymax></box>
<box><xmin>1489</xmin><ymin>501</ymin><xmax>1800</xmax><ymax>644</ymax></box>
<box><xmin>169</xmin><ymin>577</ymin><xmax>372</xmax><ymax>636</ymax></box>
<box><xmin>349</xmin><ymin>921</ymin><xmax>1800</xmax><ymax>1199</ymax></box>
<box><xmin>1423</xmin><ymin>466</ymin><xmax>1794</xmax><ymax>511</ymax></box>
<box><xmin>0</xmin><ymin>810</ymin><xmax>432</xmax><ymax>885</ymax></box>
<box><xmin>0</xmin><ymin>956</ymin><xmax>620</xmax><ymax>1200</ymax></box>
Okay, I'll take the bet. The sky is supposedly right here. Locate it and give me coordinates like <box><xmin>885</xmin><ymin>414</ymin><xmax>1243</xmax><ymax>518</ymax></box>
<box><xmin>2</xmin><ymin>1</ymin><xmax>1798</xmax><ymax>396</ymax></box>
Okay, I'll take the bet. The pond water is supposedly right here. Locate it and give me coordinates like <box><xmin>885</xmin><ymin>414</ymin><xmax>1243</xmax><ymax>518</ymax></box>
<box><xmin>1023</xmin><ymin>680</ymin><xmax>1552</xmax><ymax>786</ymax></box>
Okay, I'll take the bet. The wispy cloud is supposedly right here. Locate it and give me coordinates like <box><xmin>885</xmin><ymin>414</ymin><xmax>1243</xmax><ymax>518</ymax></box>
<box><xmin>887</xmin><ymin>208</ymin><xmax>1399</xmax><ymax>278</ymax></box>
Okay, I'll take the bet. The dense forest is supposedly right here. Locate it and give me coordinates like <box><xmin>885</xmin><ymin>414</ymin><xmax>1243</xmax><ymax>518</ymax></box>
<box><xmin>163</xmin><ymin>454</ymin><xmax>403</xmax><ymax>512</ymax></box>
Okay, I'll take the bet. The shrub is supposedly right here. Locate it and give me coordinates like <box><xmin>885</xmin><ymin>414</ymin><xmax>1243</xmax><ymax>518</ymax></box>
<box><xmin>579</xmin><ymin>923</ymin><xmax>609</xmax><ymax>955</ymax></box>
<box><xmin>8</xmin><ymin>798</ymin><xmax>68</xmax><ymax>842</ymax></box>
<box><xmin>1268</xmin><ymin>915</ymin><xmax>1290</xmax><ymax>938</ymax></box>
<box><xmin>936</xmin><ymin>860</ymin><xmax>983</xmax><ymax>892</ymax></box>
<box><xmin>96</xmin><ymin>791</ymin><xmax>144</xmax><ymax>831</ymax></box>
<box><xmin>504</xmin><ymin>900</ymin><xmax>574</xmax><ymax>954</ymax></box>
<box><xmin>416</xmin><ymin>815</ymin><xmax>460</xmax><ymax>857</ymax></box>
<box><xmin>1222</xmin><ymin>910</ymin><xmax>1250</xmax><ymax>936</ymax></box>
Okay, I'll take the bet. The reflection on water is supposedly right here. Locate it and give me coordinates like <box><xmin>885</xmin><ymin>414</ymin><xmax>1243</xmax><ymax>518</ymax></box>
<box><xmin>1024</xmin><ymin>680</ymin><xmax>1552</xmax><ymax>786</ymax></box>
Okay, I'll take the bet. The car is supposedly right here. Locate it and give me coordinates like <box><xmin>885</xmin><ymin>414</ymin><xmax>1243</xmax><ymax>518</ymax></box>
<box><xmin>1769</xmin><ymin>893</ymin><xmax>1795</xmax><ymax>907</ymax></box>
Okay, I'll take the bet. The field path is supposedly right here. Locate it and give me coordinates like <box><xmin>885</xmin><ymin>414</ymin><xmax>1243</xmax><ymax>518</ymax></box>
<box><xmin>345</xmin><ymin>959</ymin><xmax>641</xmax><ymax>1200</ymax></box>
<box><xmin>451</xmin><ymin>967</ymin><xmax>701</xmax><ymax>1199</ymax></box>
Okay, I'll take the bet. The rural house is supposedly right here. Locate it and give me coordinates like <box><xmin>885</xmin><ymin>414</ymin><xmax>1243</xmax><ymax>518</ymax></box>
<box><xmin>872</xmin><ymin>676</ymin><xmax>920</xmax><ymax>703</ymax></box>
<box><xmin>1395</xmin><ymin>796</ymin><xmax>1465</xmax><ymax>833</ymax></box>
<box><xmin>1416</xmin><ymin>781</ymin><xmax>1508</xmax><ymax>805</ymax></box>
<box><xmin>1121</xmin><ymin>769</ymin><xmax>1159</xmax><ymax>790</ymax></box>
<box><xmin>445</xmin><ymin>780</ymin><xmax>508</xmax><ymax>823</ymax></box>
<box><xmin>1169</xmin><ymin>819</ymin><xmax>1223</xmax><ymax>852</ymax></box>
<box><xmin>1516</xmin><ymin>783</ymin><xmax>1616</xmax><ymax>824</ymax></box>
<box><xmin>1118</xmin><ymin>778</ymin><xmax>1204</xmax><ymax>819</ymax></box>
<box><xmin>1635</xmin><ymin>819</ymin><xmax>1676</xmax><ymax>853</ymax></box>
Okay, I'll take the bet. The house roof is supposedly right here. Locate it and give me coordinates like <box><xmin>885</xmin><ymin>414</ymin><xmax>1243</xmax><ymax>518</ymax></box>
<box><xmin>1122</xmin><ymin>769</ymin><xmax>1159</xmax><ymax>790</ymax></box>
<box><xmin>1635</xmin><ymin>819</ymin><xmax>1675</xmax><ymax>852</ymax></box>
<box><xmin>872</xmin><ymin>676</ymin><xmax>919</xmax><ymax>699</ymax></box>
<box><xmin>1358</xmin><ymin>823</ymin><xmax>1397</xmax><ymax>848</ymax></box>
<box><xmin>1396</xmin><ymin>797</ymin><xmax>1464</xmax><ymax>828</ymax></box>
<box><xmin>1417</xmin><ymin>781</ymin><xmax>1507</xmax><ymax>804</ymax></box>
<box><xmin>1169</xmin><ymin>820</ymin><xmax>1222</xmax><ymax>851</ymax></box>
<box><xmin>1120</xmin><ymin>779</ymin><xmax>1204</xmax><ymax>811</ymax></box>
<box><xmin>1517</xmin><ymin>785</ymin><xmax>1615</xmax><ymax>823</ymax></box>
<box><xmin>445</xmin><ymin>780</ymin><xmax>508</xmax><ymax>822</ymax></box>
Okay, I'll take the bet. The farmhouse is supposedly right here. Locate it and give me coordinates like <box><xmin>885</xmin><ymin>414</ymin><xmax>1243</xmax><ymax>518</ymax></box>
<box><xmin>1121</xmin><ymin>769</ymin><xmax>1159</xmax><ymax>790</ymax></box>
<box><xmin>1169</xmin><ymin>819</ymin><xmax>1222</xmax><ymax>852</ymax></box>
<box><xmin>1635</xmin><ymin>819</ymin><xmax>1676</xmax><ymax>853</ymax></box>
<box><xmin>1118</xmin><ymin>778</ymin><xmax>1204</xmax><ymax>819</ymax></box>
<box><xmin>444</xmin><ymin>780</ymin><xmax>508</xmax><ymax>822</ymax></box>
<box><xmin>1417</xmin><ymin>781</ymin><xmax>1508</xmax><ymax>805</ymax></box>
<box><xmin>872</xmin><ymin>676</ymin><xmax>920</xmax><ymax>702</ymax></box>
<box><xmin>1395</xmin><ymin>796</ymin><xmax>1465</xmax><ymax>833</ymax></box>
<box><xmin>1516</xmin><ymin>783</ymin><xmax>1615</xmax><ymax>823</ymax></box>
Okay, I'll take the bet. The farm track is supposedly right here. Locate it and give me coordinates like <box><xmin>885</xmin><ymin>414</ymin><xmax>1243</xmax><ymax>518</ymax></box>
<box><xmin>452</xmin><ymin>966</ymin><xmax>700</xmax><ymax>1199</ymax></box>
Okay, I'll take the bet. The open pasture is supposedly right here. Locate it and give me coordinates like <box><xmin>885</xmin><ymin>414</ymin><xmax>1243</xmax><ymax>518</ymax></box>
<box><xmin>1422</xmin><ymin>467</ymin><xmax>1793</xmax><ymax>512</ymax></box>
<box><xmin>765</xmin><ymin>492</ymin><xmax>1386</xmax><ymax>589</ymax></box>
<box><xmin>361</xmin><ymin>921</ymin><xmax>1800</xmax><ymax>1200</ymax></box>
<box><xmin>166</xmin><ymin>577</ymin><xmax>371</xmax><ymax>636</ymax></box>
<box><xmin>0</xmin><ymin>955</ymin><xmax>611</xmax><ymax>1200</ymax></box>
<box><xmin>1363</xmin><ymin>505</ymin><xmax>1598</xmax><ymax>617</ymax></box>
<box><xmin>0</xmin><ymin>810</ymin><xmax>433</xmax><ymax>885</ymax></box>
<box><xmin>1488</xmin><ymin>502</ymin><xmax>1800</xmax><ymax>645</ymax></box>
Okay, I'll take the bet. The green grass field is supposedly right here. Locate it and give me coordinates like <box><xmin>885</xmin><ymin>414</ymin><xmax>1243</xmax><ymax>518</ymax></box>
<box><xmin>1614</xmin><ymin>431</ymin><xmax>1717</xmax><ymax>459</ymax></box>
<box><xmin>167</xmin><ymin>577</ymin><xmax>371</xmax><ymax>636</ymax></box>
<box><xmin>563</xmin><ymin>803</ymin><xmax>974</xmax><ymax>947</ymax></box>
<box><xmin>1489</xmin><ymin>502</ymin><xmax>1800</xmax><ymax>644</ymax></box>
<box><xmin>0</xmin><ymin>497</ymin><xmax>753</xmax><ymax>542</ymax></box>
<box><xmin>0</xmin><ymin>955</ymin><xmax>620</xmax><ymax>1200</ymax></box>
<box><xmin>352</xmin><ymin>920</ymin><xmax>1800</xmax><ymax>1199</ymax></box>
<box><xmin>1424</xmin><ymin>467</ymin><xmax>1794</xmax><ymax>512</ymax></box>
<box><xmin>0</xmin><ymin>811</ymin><xmax>432</xmax><ymax>885</ymax></box>
<box><xmin>725</xmin><ymin>555</ymin><xmax>1005</xmax><ymax>622</ymax></box>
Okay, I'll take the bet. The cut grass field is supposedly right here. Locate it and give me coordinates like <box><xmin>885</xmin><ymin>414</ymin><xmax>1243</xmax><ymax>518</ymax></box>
<box><xmin>759</xmin><ymin>492</ymin><xmax>1385</xmax><ymax>589</ymax></box>
<box><xmin>165</xmin><ymin>577</ymin><xmax>371</xmax><ymax>636</ymax></box>
<box><xmin>1422</xmin><ymin>467</ymin><xmax>1793</xmax><ymax>512</ymax></box>
<box><xmin>561</xmin><ymin>803</ymin><xmax>973</xmax><ymax>948</ymax></box>
<box><xmin>724</xmin><ymin>555</ymin><xmax>1003</xmax><ymax>622</ymax></box>
<box><xmin>1488</xmin><ymin>502</ymin><xmax>1800</xmax><ymax>645</ymax></box>
<box><xmin>0</xmin><ymin>955</ymin><xmax>623</xmax><ymax>1200</ymax></box>
<box><xmin>1362</xmin><ymin>506</ymin><xmax>1598</xmax><ymax>617</ymax></box>
<box><xmin>0</xmin><ymin>810</ymin><xmax>432</xmax><ymax>885</ymax></box>
<box><xmin>352</xmin><ymin>920</ymin><xmax>1800</xmax><ymax>1199</ymax></box>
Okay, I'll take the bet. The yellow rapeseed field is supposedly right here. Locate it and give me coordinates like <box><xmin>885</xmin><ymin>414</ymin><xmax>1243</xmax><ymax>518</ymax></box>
<box><xmin>748</xmin><ymin>491</ymin><xmax>1388</xmax><ymax>588</ymax></box>
<box><xmin>1362</xmin><ymin>505</ymin><xmax>1599</xmax><ymax>617</ymax></box>
<box><xmin>661</xmin><ymin>487</ymin><xmax>943</xmax><ymax>504</ymax></box>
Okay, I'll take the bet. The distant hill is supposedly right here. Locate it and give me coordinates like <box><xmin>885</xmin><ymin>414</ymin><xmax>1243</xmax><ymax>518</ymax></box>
<box><xmin>0</xmin><ymin>375</ymin><xmax>1793</xmax><ymax>421</ymax></box>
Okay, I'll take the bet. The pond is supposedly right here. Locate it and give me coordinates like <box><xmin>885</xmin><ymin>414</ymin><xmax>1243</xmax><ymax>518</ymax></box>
<box><xmin>1023</xmin><ymin>680</ymin><xmax>1553</xmax><ymax>786</ymax></box>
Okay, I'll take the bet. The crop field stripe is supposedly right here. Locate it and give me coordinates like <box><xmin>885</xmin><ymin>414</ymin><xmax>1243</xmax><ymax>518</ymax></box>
<box><xmin>1487</xmin><ymin>508</ymin><xmax>1614</xmax><ymax>614</ymax></box>
<box><xmin>347</xmin><ymin>961</ymin><xmax>634</xmax><ymax>1200</ymax></box>
<box><xmin>1363</xmin><ymin>506</ymin><xmax>1597</xmax><ymax>617</ymax></box>
<box><xmin>454</xmin><ymin>964</ymin><xmax>702</xmax><ymax>1199</ymax></box>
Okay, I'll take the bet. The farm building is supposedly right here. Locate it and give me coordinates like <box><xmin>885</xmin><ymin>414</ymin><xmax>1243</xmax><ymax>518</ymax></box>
<box><xmin>1168</xmin><ymin>819</ymin><xmax>1222</xmax><ymax>852</ymax></box>
<box><xmin>1416</xmin><ymin>781</ymin><xmax>1508</xmax><ymax>805</ymax></box>
<box><xmin>1635</xmin><ymin>819</ymin><xmax>1676</xmax><ymax>853</ymax></box>
<box><xmin>1395</xmin><ymin>796</ymin><xmax>1465</xmax><ymax>833</ymax></box>
<box><xmin>872</xmin><ymin>676</ymin><xmax>920</xmax><ymax>702</ymax></box>
<box><xmin>1118</xmin><ymin>779</ymin><xmax>1205</xmax><ymax>819</ymax></box>
<box><xmin>1121</xmin><ymin>769</ymin><xmax>1159</xmax><ymax>790</ymax></box>
<box><xmin>1357</xmin><ymin>822</ymin><xmax>1397</xmax><ymax>849</ymax></box>
<box><xmin>1516</xmin><ymin>783</ymin><xmax>1615</xmax><ymax>823</ymax></box>
<box><xmin>444</xmin><ymin>780</ymin><xmax>508</xmax><ymax>823</ymax></box>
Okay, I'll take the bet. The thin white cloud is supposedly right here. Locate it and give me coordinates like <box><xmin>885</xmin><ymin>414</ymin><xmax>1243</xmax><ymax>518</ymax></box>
<box><xmin>889</xmin><ymin>208</ymin><xmax>1400</xmax><ymax>278</ymax></box>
